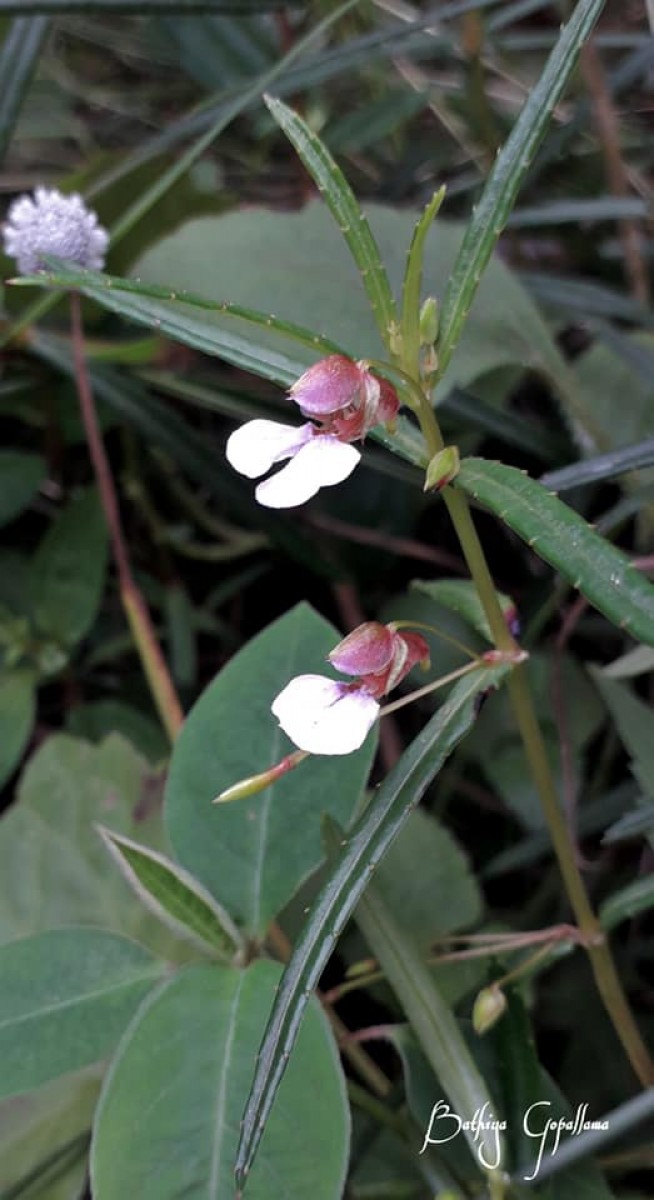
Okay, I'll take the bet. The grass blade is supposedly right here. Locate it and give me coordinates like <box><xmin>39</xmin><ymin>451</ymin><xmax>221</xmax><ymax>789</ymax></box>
<box><xmin>457</xmin><ymin>456</ymin><xmax>654</xmax><ymax>645</ymax></box>
<box><xmin>264</xmin><ymin>95</ymin><xmax>399</xmax><ymax>349</ymax></box>
<box><xmin>541</xmin><ymin>437</ymin><xmax>654</xmax><ymax>492</ymax></box>
<box><xmin>235</xmin><ymin>661</ymin><xmax>510</xmax><ymax>1187</ymax></box>
<box><xmin>0</xmin><ymin>17</ymin><xmax>50</xmax><ymax>166</ymax></box>
<box><xmin>0</xmin><ymin>1</ymin><xmax>285</xmax><ymax>11</ymax></box>
<box><xmin>438</xmin><ymin>0</ymin><xmax>605</xmax><ymax>374</ymax></box>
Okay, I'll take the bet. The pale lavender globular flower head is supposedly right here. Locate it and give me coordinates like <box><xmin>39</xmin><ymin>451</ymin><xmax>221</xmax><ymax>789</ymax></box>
<box><xmin>3</xmin><ymin>187</ymin><xmax>108</xmax><ymax>277</ymax></box>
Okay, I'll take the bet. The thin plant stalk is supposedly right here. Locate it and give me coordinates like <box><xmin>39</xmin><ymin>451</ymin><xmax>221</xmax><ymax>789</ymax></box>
<box><xmin>69</xmin><ymin>291</ymin><xmax>183</xmax><ymax>743</ymax></box>
<box><xmin>413</xmin><ymin>383</ymin><xmax>654</xmax><ymax>1089</ymax></box>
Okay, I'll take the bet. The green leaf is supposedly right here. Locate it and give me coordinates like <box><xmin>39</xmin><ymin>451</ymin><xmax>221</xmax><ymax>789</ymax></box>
<box><xmin>0</xmin><ymin>17</ymin><xmax>50</xmax><ymax>167</ymax></box>
<box><xmin>0</xmin><ymin>451</ymin><xmax>45</xmax><ymax>526</ymax></box>
<box><xmin>351</xmin><ymin>862</ymin><xmax>504</xmax><ymax>1175</ymax></box>
<box><xmin>541</xmin><ymin>437</ymin><xmax>654</xmax><ymax>493</ymax></box>
<box><xmin>0</xmin><ymin>928</ymin><xmax>162</xmax><ymax>1099</ymax></box>
<box><xmin>571</xmin><ymin>334</ymin><xmax>654</xmax><ymax>477</ymax></box>
<box><xmin>374</xmin><ymin>807</ymin><xmax>482</xmax><ymax>949</ymax></box>
<box><xmin>265</xmin><ymin>95</ymin><xmax>398</xmax><ymax>348</ymax></box>
<box><xmin>65</xmin><ymin>700</ymin><xmax>167</xmax><ymax>762</ymax></box>
<box><xmin>96</xmin><ymin>827</ymin><xmax>243</xmax><ymax>961</ymax></box>
<box><xmin>438</xmin><ymin>0</ymin><xmax>605</xmax><ymax>374</ymax></box>
<box><xmin>0</xmin><ymin>733</ymin><xmax>181</xmax><ymax>958</ymax></box>
<box><xmin>29</xmin><ymin>488</ymin><xmax>108</xmax><ymax>647</ymax></box>
<box><xmin>601</xmin><ymin>644</ymin><xmax>654</xmax><ymax>680</ymax></box>
<box><xmin>400</xmin><ymin>188</ymin><xmax>446</xmax><ymax>373</ymax></box>
<box><xmin>590</xmin><ymin>672</ymin><xmax>654</xmax><ymax>802</ymax></box>
<box><xmin>411</xmin><ymin>577</ymin><xmax>516</xmax><ymax>644</ymax></box>
<box><xmin>457</xmin><ymin>457</ymin><xmax>654</xmax><ymax>646</ymax></box>
<box><xmin>25</xmin><ymin>211</ymin><xmax>575</xmax><ymax>469</ymax></box>
<box><xmin>491</xmin><ymin>990</ymin><xmax>615</xmax><ymax>1195</ymax></box>
<box><xmin>235</xmin><ymin>661</ymin><xmax>510</xmax><ymax>1186</ymax></box>
<box><xmin>0</xmin><ymin>669</ymin><xmax>35</xmax><ymax>789</ymax></box>
<box><xmin>165</xmin><ymin>604</ymin><xmax>376</xmax><ymax>937</ymax></box>
<box><xmin>600</xmin><ymin>876</ymin><xmax>654</xmax><ymax>932</ymax></box>
<box><xmin>0</xmin><ymin>1069</ymin><xmax>100</xmax><ymax>1200</ymax></box>
<box><xmin>91</xmin><ymin>960</ymin><xmax>350</xmax><ymax>1200</ymax></box>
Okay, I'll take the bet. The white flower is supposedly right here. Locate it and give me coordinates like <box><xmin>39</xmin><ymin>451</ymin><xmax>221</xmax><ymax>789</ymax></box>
<box><xmin>3</xmin><ymin>187</ymin><xmax>108</xmax><ymax>276</ymax></box>
<box><xmin>271</xmin><ymin>675</ymin><xmax>379</xmax><ymax>755</ymax></box>
<box><xmin>225</xmin><ymin>418</ymin><xmax>360</xmax><ymax>509</ymax></box>
<box><xmin>226</xmin><ymin>356</ymin><xmax>399</xmax><ymax>510</ymax></box>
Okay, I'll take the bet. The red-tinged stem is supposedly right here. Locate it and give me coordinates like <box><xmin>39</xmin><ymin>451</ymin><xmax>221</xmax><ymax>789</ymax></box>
<box><xmin>69</xmin><ymin>291</ymin><xmax>184</xmax><ymax>743</ymax></box>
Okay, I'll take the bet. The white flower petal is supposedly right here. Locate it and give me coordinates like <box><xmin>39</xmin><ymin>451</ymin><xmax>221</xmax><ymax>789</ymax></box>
<box><xmin>271</xmin><ymin>674</ymin><xmax>378</xmax><ymax>755</ymax></box>
<box><xmin>255</xmin><ymin>436</ymin><xmax>360</xmax><ymax>509</ymax></box>
<box><xmin>225</xmin><ymin>419</ymin><xmax>313</xmax><ymax>480</ymax></box>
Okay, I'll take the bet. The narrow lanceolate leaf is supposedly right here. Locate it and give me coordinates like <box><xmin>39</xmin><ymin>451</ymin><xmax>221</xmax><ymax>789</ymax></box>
<box><xmin>336</xmin><ymin>822</ymin><xmax>504</xmax><ymax>1176</ymax></box>
<box><xmin>96</xmin><ymin>827</ymin><xmax>243</xmax><ymax>961</ymax></box>
<box><xmin>264</xmin><ymin>95</ymin><xmax>398</xmax><ymax>348</ymax></box>
<box><xmin>0</xmin><ymin>928</ymin><xmax>162</xmax><ymax>1098</ymax></box>
<box><xmin>400</xmin><ymin>188</ymin><xmax>446</xmax><ymax>374</ymax></box>
<box><xmin>600</xmin><ymin>876</ymin><xmax>654</xmax><ymax>932</ymax></box>
<box><xmin>438</xmin><ymin>0</ymin><xmax>605</xmax><ymax>373</ymax></box>
<box><xmin>14</xmin><ymin>261</ymin><xmax>342</xmax><ymax>378</ymax></box>
<box><xmin>457</xmin><ymin>457</ymin><xmax>654</xmax><ymax>647</ymax></box>
<box><xmin>540</xmin><ymin>436</ymin><xmax>654</xmax><ymax>492</ymax></box>
<box><xmin>235</xmin><ymin>661</ymin><xmax>510</xmax><ymax>1187</ymax></box>
<box><xmin>0</xmin><ymin>17</ymin><xmax>50</xmax><ymax>166</ymax></box>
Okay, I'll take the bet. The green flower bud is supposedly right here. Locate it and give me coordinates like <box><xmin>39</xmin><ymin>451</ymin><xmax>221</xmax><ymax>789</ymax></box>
<box><xmin>419</xmin><ymin>296</ymin><xmax>439</xmax><ymax>346</ymax></box>
<box><xmin>473</xmin><ymin>985</ymin><xmax>507</xmax><ymax>1035</ymax></box>
<box><xmin>424</xmin><ymin>445</ymin><xmax>460</xmax><ymax>492</ymax></box>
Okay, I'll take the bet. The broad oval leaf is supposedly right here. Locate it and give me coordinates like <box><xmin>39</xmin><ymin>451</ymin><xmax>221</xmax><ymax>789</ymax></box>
<box><xmin>236</xmin><ymin>661</ymin><xmax>510</xmax><ymax>1185</ymax></box>
<box><xmin>0</xmin><ymin>928</ymin><xmax>162</xmax><ymax>1099</ymax></box>
<box><xmin>0</xmin><ymin>668</ymin><xmax>35</xmax><ymax>789</ymax></box>
<box><xmin>0</xmin><ymin>733</ymin><xmax>180</xmax><ymax>958</ymax></box>
<box><xmin>457</xmin><ymin>457</ymin><xmax>654</xmax><ymax>647</ymax></box>
<box><xmin>0</xmin><ymin>450</ymin><xmax>45</xmax><ymax>526</ymax></box>
<box><xmin>30</xmin><ymin>487</ymin><xmax>108</xmax><ymax>648</ymax></box>
<box><xmin>91</xmin><ymin>960</ymin><xmax>350</xmax><ymax>1200</ymax></box>
<box><xmin>97</xmin><ymin>826</ymin><xmax>243</xmax><ymax>961</ymax></box>
<box><xmin>165</xmin><ymin>603</ymin><xmax>376</xmax><ymax>937</ymax></box>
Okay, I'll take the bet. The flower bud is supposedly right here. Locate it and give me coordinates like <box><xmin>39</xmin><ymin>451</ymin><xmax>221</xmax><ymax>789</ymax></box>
<box><xmin>419</xmin><ymin>296</ymin><xmax>439</xmax><ymax>346</ymax></box>
<box><xmin>472</xmin><ymin>985</ymin><xmax>507</xmax><ymax>1035</ymax></box>
<box><xmin>290</xmin><ymin>355</ymin><xmax>368</xmax><ymax>418</ymax></box>
<box><xmin>424</xmin><ymin>445</ymin><xmax>460</xmax><ymax>492</ymax></box>
<box><xmin>328</xmin><ymin>621</ymin><xmax>395</xmax><ymax>677</ymax></box>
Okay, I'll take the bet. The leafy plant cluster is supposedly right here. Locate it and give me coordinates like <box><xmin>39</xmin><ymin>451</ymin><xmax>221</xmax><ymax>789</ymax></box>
<box><xmin>0</xmin><ymin>3</ymin><xmax>653</xmax><ymax>1200</ymax></box>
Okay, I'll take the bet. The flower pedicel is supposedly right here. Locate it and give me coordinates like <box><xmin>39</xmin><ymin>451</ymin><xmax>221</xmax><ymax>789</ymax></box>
<box><xmin>226</xmin><ymin>354</ymin><xmax>399</xmax><ymax>509</ymax></box>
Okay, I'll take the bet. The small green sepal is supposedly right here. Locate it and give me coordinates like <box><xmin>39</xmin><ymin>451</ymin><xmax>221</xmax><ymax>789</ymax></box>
<box><xmin>424</xmin><ymin>445</ymin><xmax>460</xmax><ymax>492</ymax></box>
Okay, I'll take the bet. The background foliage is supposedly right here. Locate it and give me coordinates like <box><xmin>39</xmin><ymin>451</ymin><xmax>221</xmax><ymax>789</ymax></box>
<box><xmin>1</xmin><ymin>2</ymin><xmax>653</xmax><ymax>1198</ymax></box>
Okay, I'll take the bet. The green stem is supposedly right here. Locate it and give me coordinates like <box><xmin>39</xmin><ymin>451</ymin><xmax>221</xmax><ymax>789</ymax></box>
<box><xmin>412</xmin><ymin>384</ymin><xmax>654</xmax><ymax>1089</ymax></box>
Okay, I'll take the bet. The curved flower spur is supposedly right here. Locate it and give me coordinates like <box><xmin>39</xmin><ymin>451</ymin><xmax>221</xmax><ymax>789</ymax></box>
<box><xmin>271</xmin><ymin>621</ymin><xmax>430</xmax><ymax>755</ymax></box>
<box><xmin>226</xmin><ymin>354</ymin><xmax>399</xmax><ymax>508</ymax></box>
